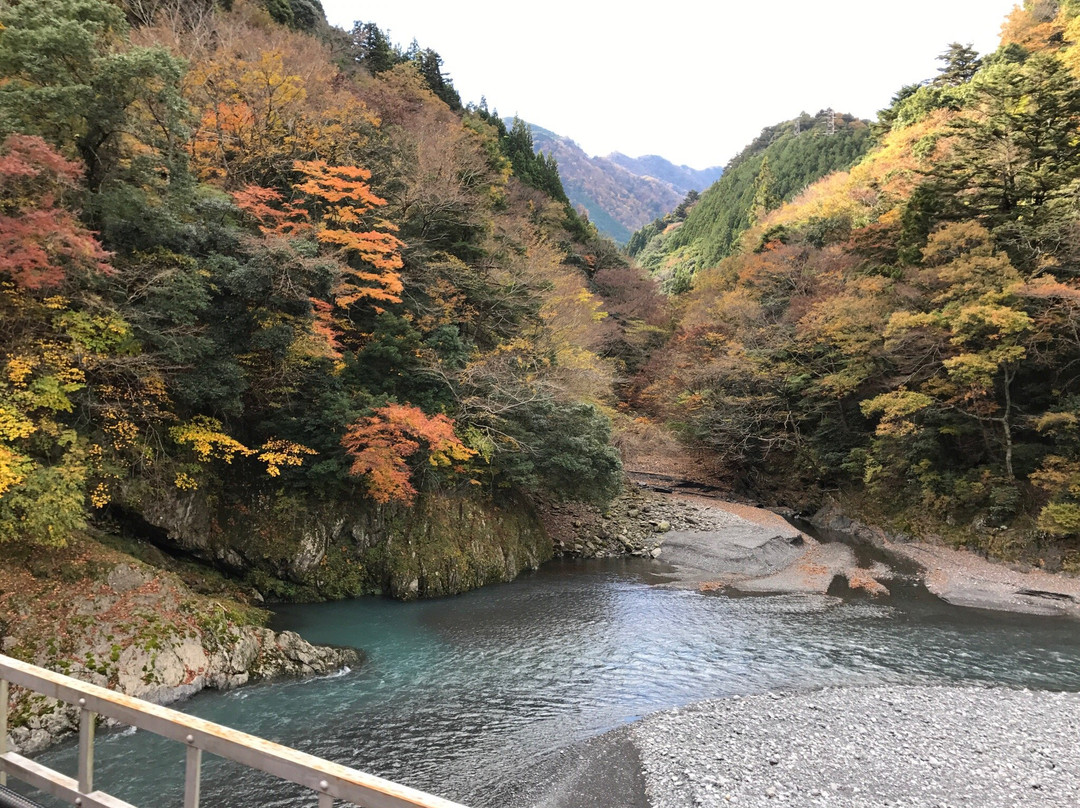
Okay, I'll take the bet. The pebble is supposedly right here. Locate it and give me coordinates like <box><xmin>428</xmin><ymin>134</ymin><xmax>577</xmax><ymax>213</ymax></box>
<box><xmin>632</xmin><ymin>685</ymin><xmax>1080</xmax><ymax>808</ymax></box>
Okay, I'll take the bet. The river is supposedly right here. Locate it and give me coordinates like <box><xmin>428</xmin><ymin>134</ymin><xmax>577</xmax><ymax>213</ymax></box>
<box><xmin>23</xmin><ymin>553</ymin><xmax>1080</xmax><ymax>807</ymax></box>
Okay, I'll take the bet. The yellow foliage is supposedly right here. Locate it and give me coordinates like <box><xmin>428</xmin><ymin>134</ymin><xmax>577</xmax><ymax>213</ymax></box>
<box><xmin>5</xmin><ymin>355</ymin><xmax>36</xmax><ymax>387</ymax></box>
<box><xmin>860</xmin><ymin>390</ymin><xmax>934</xmax><ymax>436</ymax></box>
<box><xmin>89</xmin><ymin>481</ymin><xmax>110</xmax><ymax>509</ymax></box>
<box><xmin>170</xmin><ymin>416</ymin><xmax>254</xmax><ymax>464</ymax></box>
<box><xmin>0</xmin><ymin>403</ymin><xmax>36</xmax><ymax>441</ymax></box>
<box><xmin>173</xmin><ymin>472</ymin><xmax>200</xmax><ymax>491</ymax></box>
<box><xmin>257</xmin><ymin>439</ymin><xmax>317</xmax><ymax>477</ymax></box>
<box><xmin>0</xmin><ymin>445</ymin><xmax>28</xmax><ymax>497</ymax></box>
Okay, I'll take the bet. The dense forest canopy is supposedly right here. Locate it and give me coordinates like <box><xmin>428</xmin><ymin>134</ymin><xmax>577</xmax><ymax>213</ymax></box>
<box><xmin>0</xmin><ymin>0</ymin><xmax>664</xmax><ymax>559</ymax></box>
<box><xmin>5</xmin><ymin>0</ymin><xmax>1080</xmax><ymax>575</ymax></box>
<box><xmin>628</xmin><ymin>111</ymin><xmax>873</xmax><ymax>293</ymax></box>
<box><xmin>630</xmin><ymin>0</ymin><xmax>1080</xmax><ymax>565</ymax></box>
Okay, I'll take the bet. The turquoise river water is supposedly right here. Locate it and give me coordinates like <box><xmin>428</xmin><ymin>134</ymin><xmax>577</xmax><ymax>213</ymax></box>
<box><xmin>20</xmin><ymin>554</ymin><xmax>1080</xmax><ymax>807</ymax></box>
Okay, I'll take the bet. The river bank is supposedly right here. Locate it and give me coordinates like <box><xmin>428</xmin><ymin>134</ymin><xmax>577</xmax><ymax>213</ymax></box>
<box><xmin>565</xmin><ymin>480</ymin><xmax>1080</xmax><ymax>619</ymax></box>
<box><xmin>810</xmin><ymin>504</ymin><xmax>1080</xmax><ymax>619</ymax></box>
<box><xmin>0</xmin><ymin>533</ymin><xmax>357</xmax><ymax>755</ymax></box>
<box><xmin>505</xmin><ymin>685</ymin><xmax>1080</xmax><ymax>807</ymax></box>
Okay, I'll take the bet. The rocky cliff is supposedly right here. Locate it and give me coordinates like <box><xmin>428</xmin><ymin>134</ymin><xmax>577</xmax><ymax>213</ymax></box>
<box><xmin>0</xmin><ymin>541</ymin><xmax>358</xmax><ymax>755</ymax></box>
<box><xmin>118</xmin><ymin>486</ymin><xmax>553</xmax><ymax>601</ymax></box>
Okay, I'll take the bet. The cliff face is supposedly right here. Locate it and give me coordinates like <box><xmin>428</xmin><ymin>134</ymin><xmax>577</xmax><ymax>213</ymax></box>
<box><xmin>119</xmin><ymin>486</ymin><xmax>553</xmax><ymax>601</ymax></box>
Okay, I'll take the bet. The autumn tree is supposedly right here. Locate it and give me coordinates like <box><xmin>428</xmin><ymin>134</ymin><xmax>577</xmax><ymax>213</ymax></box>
<box><xmin>342</xmin><ymin>403</ymin><xmax>474</xmax><ymax>504</ymax></box>
<box><xmin>0</xmin><ymin>0</ymin><xmax>187</xmax><ymax>192</ymax></box>
<box><xmin>234</xmin><ymin>158</ymin><xmax>404</xmax><ymax>313</ymax></box>
<box><xmin>0</xmin><ymin>135</ymin><xmax>111</xmax><ymax>290</ymax></box>
<box><xmin>185</xmin><ymin>14</ymin><xmax>378</xmax><ymax>187</ymax></box>
<box><xmin>861</xmin><ymin>223</ymin><xmax>1033</xmax><ymax>515</ymax></box>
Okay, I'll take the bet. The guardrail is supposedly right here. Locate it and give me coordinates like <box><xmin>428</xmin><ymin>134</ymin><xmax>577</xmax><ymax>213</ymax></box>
<box><xmin>0</xmin><ymin>654</ymin><xmax>469</xmax><ymax>808</ymax></box>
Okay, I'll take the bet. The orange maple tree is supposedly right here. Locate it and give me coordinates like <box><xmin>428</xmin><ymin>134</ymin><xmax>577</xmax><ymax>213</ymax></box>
<box><xmin>341</xmin><ymin>403</ymin><xmax>476</xmax><ymax>504</ymax></box>
<box><xmin>233</xmin><ymin>159</ymin><xmax>404</xmax><ymax>307</ymax></box>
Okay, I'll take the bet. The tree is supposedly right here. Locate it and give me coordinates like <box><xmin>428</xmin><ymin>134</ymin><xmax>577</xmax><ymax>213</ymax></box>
<box><xmin>0</xmin><ymin>135</ymin><xmax>111</xmax><ymax>290</ymax></box>
<box><xmin>342</xmin><ymin>403</ymin><xmax>474</xmax><ymax>504</ymax></box>
<box><xmin>0</xmin><ymin>0</ymin><xmax>187</xmax><ymax>192</ymax></box>
<box><xmin>935</xmin><ymin>53</ymin><xmax>1080</xmax><ymax>269</ymax></box>
<box><xmin>350</xmin><ymin>22</ymin><xmax>399</xmax><ymax>74</ymax></box>
<box><xmin>865</xmin><ymin>223</ymin><xmax>1032</xmax><ymax>480</ymax></box>
<box><xmin>234</xmin><ymin>159</ymin><xmax>405</xmax><ymax>310</ymax></box>
<box><xmin>749</xmin><ymin>156</ymin><xmax>778</xmax><ymax>224</ymax></box>
<box><xmin>412</xmin><ymin>48</ymin><xmax>461</xmax><ymax>110</ymax></box>
<box><xmin>935</xmin><ymin>43</ymin><xmax>982</xmax><ymax>87</ymax></box>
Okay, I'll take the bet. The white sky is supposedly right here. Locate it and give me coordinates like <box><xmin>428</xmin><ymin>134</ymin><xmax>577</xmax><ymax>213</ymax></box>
<box><xmin>321</xmin><ymin>1</ymin><xmax>1021</xmax><ymax>169</ymax></box>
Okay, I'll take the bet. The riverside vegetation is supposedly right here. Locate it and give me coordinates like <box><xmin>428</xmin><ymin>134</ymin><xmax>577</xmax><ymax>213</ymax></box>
<box><xmin>0</xmin><ymin>0</ymin><xmax>637</xmax><ymax>738</ymax></box>
<box><xmin>630</xmin><ymin>0</ymin><xmax>1080</xmax><ymax>573</ymax></box>
<box><xmin>4</xmin><ymin>0</ymin><xmax>1080</xmax><ymax>762</ymax></box>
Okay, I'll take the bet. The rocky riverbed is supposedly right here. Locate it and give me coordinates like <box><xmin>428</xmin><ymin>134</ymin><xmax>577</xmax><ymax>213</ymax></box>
<box><xmin>634</xmin><ymin>685</ymin><xmax>1080</xmax><ymax>807</ymax></box>
<box><xmin>547</xmin><ymin>487</ymin><xmax>892</xmax><ymax>598</ymax></box>
<box><xmin>550</xmin><ymin>485</ymin><xmax>1080</xmax><ymax>617</ymax></box>
<box><xmin>811</xmin><ymin>504</ymin><xmax>1080</xmax><ymax>619</ymax></box>
<box><xmin>497</xmin><ymin>685</ymin><xmax>1080</xmax><ymax>808</ymax></box>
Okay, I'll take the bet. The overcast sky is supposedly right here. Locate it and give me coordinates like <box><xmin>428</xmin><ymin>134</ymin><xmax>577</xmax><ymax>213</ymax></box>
<box><xmin>320</xmin><ymin>1</ymin><xmax>1020</xmax><ymax>169</ymax></box>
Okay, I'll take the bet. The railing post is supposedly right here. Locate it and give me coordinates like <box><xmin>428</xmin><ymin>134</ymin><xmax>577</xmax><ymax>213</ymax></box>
<box><xmin>1</xmin><ymin>677</ymin><xmax>8</xmax><ymax>787</ymax></box>
<box><xmin>318</xmin><ymin>793</ymin><xmax>334</xmax><ymax>808</ymax></box>
<box><xmin>184</xmin><ymin>744</ymin><xmax>202</xmax><ymax>808</ymax></box>
<box><xmin>77</xmin><ymin>701</ymin><xmax>95</xmax><ymax>794</ymax></box>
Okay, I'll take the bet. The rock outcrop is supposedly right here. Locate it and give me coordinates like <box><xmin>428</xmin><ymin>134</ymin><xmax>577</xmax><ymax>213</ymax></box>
<box><xmin>118</xmin><ymin>486</ymin><xmax>552</xmax><ymax>601</ymax></box>
<box><xmin>1</xmin><ymin>551</ymin><xmax>358</xmax><ymax>755</ymax></box>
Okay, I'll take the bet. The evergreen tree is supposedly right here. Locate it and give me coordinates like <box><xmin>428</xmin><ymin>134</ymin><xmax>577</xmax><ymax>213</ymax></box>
<box><xmin>351</xmin><ymin>21</ymin><xmax>398</xmax><ymax>74</ymax></box>
<box><xmin>935</xmin><ymin>42</ymin><xmax>982</xmax><ymax>87</ymax></box>
<box><xmin>0</xmin><ymin>0</ymin><xmax>187</xmax><ymax>192</ymax></box>
<box><xmin>413</xmin><ymin>48</ymin><xmax>462</xmax><ymax>110</ymax></box>
<box><xmin>935</xmin><ymin>53</ymin><xmax>1080</xmax><ymax>268</ymax></box>
<box><xmin>749</xmin><ymin>156</ymin><xmax>778</xmax><ymax>224</ymax></box>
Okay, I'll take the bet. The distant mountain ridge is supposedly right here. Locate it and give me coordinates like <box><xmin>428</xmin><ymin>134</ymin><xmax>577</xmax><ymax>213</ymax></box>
<box><xmin>510</xmin><ymin>120</ymin><xmax>722</xmax><ymax>244</ymax></box>
<box><xmin>605</xmin><ymin>153</ymin><xmax>724</xmax><ymax>195</ymax></box>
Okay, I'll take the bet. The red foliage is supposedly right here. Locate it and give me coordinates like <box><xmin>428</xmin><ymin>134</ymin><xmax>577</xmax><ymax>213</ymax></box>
<box><xmin>231</xmin><ymin>184</ymin><xmax>309</xmax><ymax>237</ymax></box>
<box><xmin>341</xmin><ymin>403</ymin><xmax>474</xmax><ymax>504</ymax></box>
<box><xmin>0</xmin><ymin>135</ymin><xmax>111</xmax><ymax>290</ymax></box>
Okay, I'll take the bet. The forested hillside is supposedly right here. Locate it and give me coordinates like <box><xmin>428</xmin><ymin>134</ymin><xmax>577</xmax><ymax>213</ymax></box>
<box><xmin>635</xmin><ymin>0</ymin><xmax>1080</xmax><ymax>566</ymax></box>
<box><xmin>0</xmin><ymin>0</ymin><xmax>660</xmax><ymax>598</ymax></box>
<box><xmin>630</xmin><ymin>111</ymin><xmax>872</xmax><ymax>292</ymax></box>
<box><xmin>518</xmin><ymin>120</ymin><xmax>722</xmax><ymax>244</ymax></box>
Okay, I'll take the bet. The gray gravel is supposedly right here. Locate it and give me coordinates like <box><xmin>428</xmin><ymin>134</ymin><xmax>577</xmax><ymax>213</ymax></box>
<box><xmin>631</xmin><ymin>685</ymin><xmax>1080</xmax><ymax>808</ymax></box>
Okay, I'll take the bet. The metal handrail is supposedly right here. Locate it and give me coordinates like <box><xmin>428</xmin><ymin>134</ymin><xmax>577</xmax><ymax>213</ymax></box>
<box><xmin>0</xmin><ymin>653</ymin><xmax>469</xmax><ymax>808</ymax></box>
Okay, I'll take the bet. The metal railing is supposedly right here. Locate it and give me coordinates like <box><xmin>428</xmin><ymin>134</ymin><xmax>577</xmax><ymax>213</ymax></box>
<box><xmin>0</xmin><ymin>654</ymin><xmax>469</xmax><ymax>808</ymax></box>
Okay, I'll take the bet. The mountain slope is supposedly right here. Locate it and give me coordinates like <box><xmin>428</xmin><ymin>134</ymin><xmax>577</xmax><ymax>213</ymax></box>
<box><xmin>632</xmin><ymin>0</ymin><xmax>1080</xmax><ymax>564</ymax></box>
<box><xmin>606</xmin><ymin>152</ymin><xmax>723</xmax><ymax>193</ymax></box>
<box><xmin>629</xmin><ymin>110</ymin><xmax>872</xmax><ymax>291</ymax></box>
<box><xmin>514</xmin><ymin>120</ymin><xmax>722</xmax><ymax>243</ymax></box>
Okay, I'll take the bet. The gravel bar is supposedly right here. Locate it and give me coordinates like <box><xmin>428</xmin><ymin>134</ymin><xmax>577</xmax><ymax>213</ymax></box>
<box><xmin>632</xmin><ymin>685</ymin><xmax>1080</xmax><ymax>808</ymax></box>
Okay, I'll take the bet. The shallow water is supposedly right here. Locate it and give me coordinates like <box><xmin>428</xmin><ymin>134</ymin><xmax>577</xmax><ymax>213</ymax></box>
<box><xmin>24</xmin><ymin>557</ymin><xmax>1080</xmax><ymax>807</ymax></box>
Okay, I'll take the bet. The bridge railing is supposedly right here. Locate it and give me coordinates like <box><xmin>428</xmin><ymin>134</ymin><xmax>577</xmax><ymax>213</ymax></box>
<box><xmin>0</xmin><ymin>653</ymin><xmax>469</xmax><ymax>808</ymax></box>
